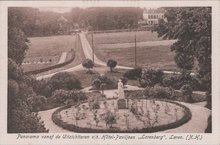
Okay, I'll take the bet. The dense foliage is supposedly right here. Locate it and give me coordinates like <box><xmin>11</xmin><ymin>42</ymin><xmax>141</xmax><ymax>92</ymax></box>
<box><xmin>8</xmin><ymin>7</ymin><xmax>143</xmax><ymax>37</ymax></box>
<box><xmin>123</xmin><ymin>67</ymin><xmax>142</xmax><ymax>80</ymax></box>
<box><xmin>139</xmin><ymin>68</ymin><xmax>164</xmax><ymax>87</ymax></box>
<box><xmin>8</xmin><ymin>59</ymin><xmax>48</xmax><ymax>132</ymax></box>
<box><xmin>92</xmin><ymin>75</ymin><xmax>117</xmax><ymax>90</ymax></box>
<box><xmin>67</xmin><ymin>7</ymin><xmax>143</xmax><ymax>30</ymax></box>
<box><xmin>154</xmin><ymin>7</ymin><xmax>211</xmax><ymax>108</ymax></box>
<box><xmin>52</xmin><ymin>89</ymin><xmax>87</xmax><ymax>105</ymax></box>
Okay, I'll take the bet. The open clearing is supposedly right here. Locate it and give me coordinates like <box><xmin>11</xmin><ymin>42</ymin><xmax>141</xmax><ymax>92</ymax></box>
<box><xmin>95</xmin><ymin>45</ymin><xmax>177</xmax><ymax>71</ymax></box>
<box><xmin>87</xmin><ymin>31</ymin><xmax>162</xmax><ymax>45</ymax></box>
<box><xmin>86</xmin><ymin>31</ymin><xmax>177</xmax><ymax>71</ymax></box>
<box><xmin>22</xmin><ymin>35</ymin><xmax>77</xmax><ymax>72</ymax></box>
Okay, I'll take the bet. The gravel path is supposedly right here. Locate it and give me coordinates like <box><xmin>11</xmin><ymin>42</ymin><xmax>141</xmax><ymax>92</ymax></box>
<box><xmin>162</xmin><ymin>102</ymin><xmax>210</xmax><ymax>133</ymax></box>
<box><xmin>38</xmin><ymin>108</ymin><xmax>71</xmax><ymax>133</ymax></box>
<box><xmin>57</xmin><ymin>52</ymin><xmax>67</xmax><ymax>64</ymax></box>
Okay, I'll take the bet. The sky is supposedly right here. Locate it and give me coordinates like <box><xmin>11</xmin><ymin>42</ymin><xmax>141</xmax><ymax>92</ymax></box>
<box><xmin>38</xmin><ymin>7</ymin><xmax>72</xmax><ymax>13</ymax></box>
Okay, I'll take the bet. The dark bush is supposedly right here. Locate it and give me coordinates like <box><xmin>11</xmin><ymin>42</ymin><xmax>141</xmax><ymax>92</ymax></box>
<box><xmin>52</xmin><ymin>89</ymin><xmax>87</xmax><ymax>105</ymax></box>
<box><xmin>107</xmin><ymin>59</ymin><xmax>117</xmax><ymax>72</ymax></box>
<box><xmin>123</xmin><ymin>67</ymin><xmax>142</xmax><ymax>80</ymax></box>
<box><xmin>47</xmin><ymin>72</ymin><xmax>82</xmax><ymax>97</ymax></box>
<box><xmin>82</xmin><ymin>58</ymin><xmax>94</xmax><ymax>73</ymax></box>
<box><xmin>180</xmin><ymin>84</ymin><xmax>193</xmax><ymax>103</ymax></box>
<box><xmin>52</xmin><ymin>89</ymin><xmax>70</xmax><ymax>104</ymax></box>
<box><xmin>32</xmin><ymin>95</ymin><xmax>47</xmax><ymax>111</ymax></box>
<box><xmin>143</xmin><ymin>85</ymin><xmax>173</xmax><ymax>99</ymax></box>
<box><xmin>139</xmin><ymin>68</ymin><xmax>164</xmax><ymax>87</ymax></box>
<box><xmin>163</xmin><ymin>72</ymin><xmax>200</xmax><ymax>90</ymax></box>
<box><xmin>8</xmin><ymin>58</ymin><xmax>23</xmax><ymax>80</ymax></box>
<box><xmin>92</xmin><ymin>75</ymin><xmax>117</xmax><ymax>90</ymax></box>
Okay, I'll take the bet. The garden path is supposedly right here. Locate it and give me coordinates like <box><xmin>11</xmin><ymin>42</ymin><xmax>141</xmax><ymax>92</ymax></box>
<box><xmin>38</xmin><ymin>107</ymin><xmax>71</xmax><ymax>133</ymax></box>
<box><xmin>57</xmin><ymin>52</ymin><xmax>67</xmax><ymax>64</ymax></box>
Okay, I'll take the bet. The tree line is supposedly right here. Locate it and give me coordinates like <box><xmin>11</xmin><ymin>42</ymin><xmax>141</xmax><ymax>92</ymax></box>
<box><xmin>8</xmin><ymin>7</ymin><xmax>143</xmax><ymax>37</ymax></box>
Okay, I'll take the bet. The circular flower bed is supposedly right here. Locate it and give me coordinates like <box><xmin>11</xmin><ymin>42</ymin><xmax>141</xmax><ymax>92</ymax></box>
<box><xmin>52</xmin><ymin>99</ymin><xmax>191</xmax><ymax>133</ymax></box>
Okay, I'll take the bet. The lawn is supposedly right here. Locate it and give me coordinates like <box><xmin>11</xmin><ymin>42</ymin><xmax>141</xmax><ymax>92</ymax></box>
<box><xmin>96</xmin><ymin>45</ymin><xmax>177</xmax><ymax>71</ymax></box>
<box><xmin>87</xmin><ymin>30</ymin><xmax>162</xmax><ymax>45</ymax></box>
<box><xmin>26</xmin><ymin>35</ymin><xmax>76</xmax><ymax>57</ymax></box>
<box><xmin>22</xmin><ymin>35</ymin><xmax>78</xmax><ymax>72</ymax></box>
<box><xmin>86</xmin><ymin>31</ymin><xmax>177</xmax><ymax>71</ymax></box>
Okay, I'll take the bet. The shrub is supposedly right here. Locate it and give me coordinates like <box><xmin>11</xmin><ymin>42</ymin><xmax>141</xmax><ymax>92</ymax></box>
<box><xmin>82</xmin><ymin>58</ymin><xmax>94</xmax><ymax>73</ymax></box>
<box><xmin>104</xmin><ymin>111</ymin><xmax>116</xmax><ymax>128</ymax></box>
<box><xmin>92</xmin><ymin>75</ymin><xmax>117</xmax><ymax>90</ymax></box>
<box><xmin>123</xmin><ymin>67</ymin><xmax>142</xmax><ymax>80</ymax></box>
<box><xmin>8</xmin><ymin>58</ymin><xmax>23</xmax><ymax>80</ymax></box>
<box><xmin>52</xmin><ymin>89</ymin><xmax>70</xmax><ymax>104</ymax></box>
<box><xmin>68</xmin><ymin>90</ymin><xmax>87</xmax><ymax>103</ymax></box>
<box><xmin>163</xmin><ymin>72</ymin><xmax>200</xmax><ymax>90</ymax></box>
<box><xmin>52</xmin><ymin>89</ymin><xmax>87</xmax><ymax>105</ymax></box>
<box><xmin>121</xmin><ymin>77</ymin><xmax>128</xmax><ymax>86</ymax></box>
<box><xmin>180</xmin><ymin>84</ymin><xmax>193</xmax><ymax>102</ymax></box>
<box><xmin>143</xmin><ymin>85</ymin><xmax>172</xmax><ymax>99</ymax></box>
<box><xmin>32</xmin><ymin>95</ymin><xmax>47</xmax><ymax>111</ymax></box>
<box><xmin>139</xmin><ymin>68</ymin><xmax>164</xmax><ymax>87</ymax></box>
<box><xmin>48</xmin><ymin>72</ymin><xmax>82</xmax><ymax>96</ymax></box>
<box><xmin>107</xmin><ymin>59</ymin><xmax>117</xmax><ymax>72</ymax></box>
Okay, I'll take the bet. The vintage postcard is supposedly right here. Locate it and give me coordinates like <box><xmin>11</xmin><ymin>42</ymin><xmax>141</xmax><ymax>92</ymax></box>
<box><xmin>0</xmin><ymin>0</ymin><xmax>219</xmax><ymax>145</ymax></box>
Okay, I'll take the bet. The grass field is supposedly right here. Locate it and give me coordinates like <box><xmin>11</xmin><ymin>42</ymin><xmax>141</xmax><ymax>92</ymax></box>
<box><xmin>87</xmin><ymin>31</ymin><xmax>162</xmax><ymax>45</ymax></box>
<box><xmin>86</xmin><ymin>31</ymin><xmax>177</xmax><ymax>71</ymax></box>
<box><xmin>22</xmin><ymin>35</ymin><xmax>77</xmax><ymax>72</ymax></box>
<box><xmin>96</xmin><ymin>45</ymin><xmax>177</xmax><ymax>71</ymax></box>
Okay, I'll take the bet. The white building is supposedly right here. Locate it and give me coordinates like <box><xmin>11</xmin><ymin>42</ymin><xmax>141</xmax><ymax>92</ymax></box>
<box><xmin>141</xmin><ymin>8</ymin><xmax>166</xmax><ymax>25</ymax></box>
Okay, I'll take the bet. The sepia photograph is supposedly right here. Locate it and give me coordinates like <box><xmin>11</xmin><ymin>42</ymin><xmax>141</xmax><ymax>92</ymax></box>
<box><xmin>7</xmin><ymin>5</ymin><xmax>213</xmax><ymax>134</ymax></box>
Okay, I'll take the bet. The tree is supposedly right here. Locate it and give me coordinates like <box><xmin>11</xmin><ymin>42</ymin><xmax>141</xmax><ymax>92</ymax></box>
<box><xmin>82</xmin><ymin>59</ymin><xmax>94</xmax><ymax>73</ymax></box>
<box><xmin>107</xmin><ymin>59</ymin><xmax>117</xmax><ymax>72</ymax></box>
<box><xmin>154</xmin><ymin>7</ymin><xmax>211</xmax><ymax>108</ymax></box>
<box><xmin>8</xmin><ymin>7</ymin><xmax>48</xmax><ymax>133</ymax></box>
<box><xmin>8</xmin><ymin>28</ymin><xmax>29</xmax><ymax>65</ymax></box>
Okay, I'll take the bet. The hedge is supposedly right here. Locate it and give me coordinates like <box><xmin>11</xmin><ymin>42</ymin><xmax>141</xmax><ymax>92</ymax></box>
<box><xmin>24</xmin><ymin>50</ymin><xmax>75</xmax><ymax>75</ymax></box>
<box><xmin>52</xmin><ymin>99</ymin><xmax>192</xmax><ymax>133</ymax></box>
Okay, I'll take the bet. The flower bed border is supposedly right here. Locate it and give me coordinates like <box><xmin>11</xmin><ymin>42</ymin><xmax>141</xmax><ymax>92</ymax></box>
<box><xmin>52</xmin><ymin>99</ymin><xmax>192</xmax><ymax>133</ymax></box>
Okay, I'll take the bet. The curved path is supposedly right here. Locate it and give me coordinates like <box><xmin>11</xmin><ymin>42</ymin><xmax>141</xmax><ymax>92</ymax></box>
<box><xmin>38</xmin><ymin>85</ymin><xmax>210</xmax><ymax>133</ymax></box>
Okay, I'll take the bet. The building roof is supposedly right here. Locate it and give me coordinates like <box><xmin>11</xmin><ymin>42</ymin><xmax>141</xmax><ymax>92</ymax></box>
<box><xmin>144</xmin><ymin>8</ymin><xmax>165</xmax><ymax>14</ymax></box>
